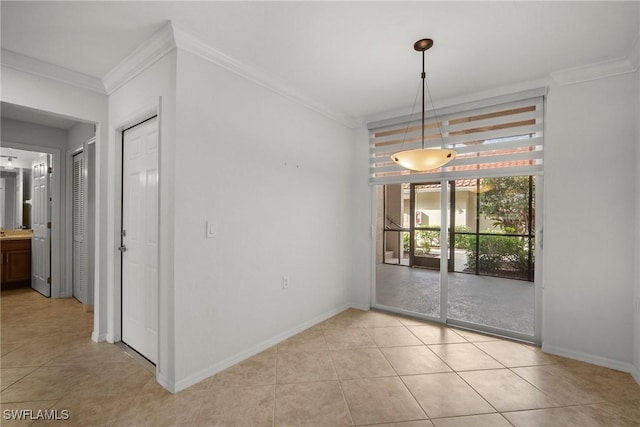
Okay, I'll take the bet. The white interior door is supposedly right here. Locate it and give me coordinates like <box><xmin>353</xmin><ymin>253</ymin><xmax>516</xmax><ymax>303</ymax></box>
<box><xmin>121</xmin><ymin>117</ymin><xmax>159</xmax><ymax>364</ymax></box>
<box><xmin>72</xmin><ymin>152</ymin><xmax>87</xmax><ymax>302</ymax></box>
<box><xmin>32</xmin><ymin>154</ymin><xmax>51</xmax><ymax>297</ymax></box>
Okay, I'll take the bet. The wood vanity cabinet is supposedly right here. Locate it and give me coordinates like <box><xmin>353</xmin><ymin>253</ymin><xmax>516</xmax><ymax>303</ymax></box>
<box><xmin>1</xmin><ymin>239</ymin><xmax>32</xmax><ymax>287</ymax></box>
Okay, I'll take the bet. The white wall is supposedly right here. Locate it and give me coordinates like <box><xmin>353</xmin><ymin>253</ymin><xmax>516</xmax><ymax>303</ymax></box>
<box><xmin>108</xmin><ymin>50</ymin><xmax>177</xmax><ymax>390</ymax></box>
<box><xmin>543</xmin><ymin>72</ymin><xmax>637</xmax><ymax>371</ymax></box>
<box><xmin>172</xmin><ymin>48</ymin><xmax>355</xmax><ymax>390</ymax></box>
<box><xmin>1</xmin><ymin>65</ymin><xmax>109</xmax><ymax>342</ymax></box>
<box><xmin>351</xmin><ymin>127</ymin><xmax>373</xmax><ymax>308</ymax></box>
<box><xmin>67</xmin><ymin>123</ymin><xmax>95</xmax><ymax>152</ymax></box>
<box><xmin>2</xmin><ymin>118</ymin><xmax>68</xmax><ymax>150</ymax></box>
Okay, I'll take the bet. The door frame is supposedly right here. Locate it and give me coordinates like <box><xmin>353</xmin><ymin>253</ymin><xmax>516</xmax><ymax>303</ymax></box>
<box><xmin>111</xmin><ymin>104</ymin><xmax>161</xmax><ymax>355</ymax></box>
<box><xmin>65</xmin><ymin>137</ymin><xmax>96</xmax><ymax>305</ymax></box>
<box><xmin>119</xmin><ymin>114</ymin><xmax>159</xmax><ymax>364</ymax></box>
<box><xmin>1</xmin><ymin>141</ymin><xmax>62</xmax><ymax>297</ymax></box>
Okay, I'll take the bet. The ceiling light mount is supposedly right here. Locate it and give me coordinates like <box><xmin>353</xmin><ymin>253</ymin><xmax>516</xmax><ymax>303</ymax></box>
<box><xmin>413</xmin><ymin>38</ymin><xmax>433</xmax><ymax>52</ymax></box>
<box><xmin>391</xmin><ymin>38</ymin><xmax>456</xmax><ymax>172</ymax></box>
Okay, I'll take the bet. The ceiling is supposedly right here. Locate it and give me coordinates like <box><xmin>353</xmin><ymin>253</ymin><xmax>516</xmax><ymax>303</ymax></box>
<box><xmin>1</xmin><ymin>1</ymin><xmax>639</xmax><ymax>123</ymax></box>
<box><xmin>0</xmin><ymin>147</ymin><xmax>46</xmax><ymax>169</ymax></box>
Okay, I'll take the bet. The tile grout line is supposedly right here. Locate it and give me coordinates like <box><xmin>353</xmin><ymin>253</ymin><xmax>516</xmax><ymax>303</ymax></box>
<box><xmin>450</xmin><ymin>339</ymin><xmax>519</xmax><ymax>418</ymax></box>
<box><xmin>373</xmin><ymin>321</ymin><xmax>431</xmax><ymax>424</ymax></box>
<box><xmin>324</xmin><ymin>312</ymin><xmax>360</xmax><ymax>426</ymax></box>
<box><xmin>465</xmin><ymin>340</ymin><xmax>573</xmax><ymax>408</ymax></box>
<box><xmin>272</xmin><ymin>344</ymin><xmax>279</xmax><ymax>427</ymax></box>
<box><xmin>405</xmin><ymin>320</ymin><xmax>505</xmax><ymax>421</ymax></box>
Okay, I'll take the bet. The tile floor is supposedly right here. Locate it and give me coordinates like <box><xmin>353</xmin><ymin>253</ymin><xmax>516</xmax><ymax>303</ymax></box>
<box><xmin>1</xmin><ymin>287</ymin><xmax>640</xmax><ymax>426</ymax></box>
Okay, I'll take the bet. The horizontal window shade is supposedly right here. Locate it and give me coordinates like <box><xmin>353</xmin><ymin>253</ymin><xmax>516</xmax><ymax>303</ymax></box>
<box><xmin>369</xmin><ymin>91</ymin><xmax>544</xmax><ymax>184</ymax></box>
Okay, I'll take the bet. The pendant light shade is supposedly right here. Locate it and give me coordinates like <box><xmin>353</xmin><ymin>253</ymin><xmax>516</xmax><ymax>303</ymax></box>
<box><xmin>391</xmin><ymin>38</ymin><xmax>456</xmax><ymax>172</ymax></box>
<box><xmin>391</xmin><ymin>148</ymin><xmax>456</xmax><ymax>172</ymax></box>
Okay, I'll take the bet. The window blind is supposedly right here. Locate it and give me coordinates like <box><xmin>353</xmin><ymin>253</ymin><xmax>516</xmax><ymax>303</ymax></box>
<box><xmin>369</xmin><ymin>89</ymin><xmax>545</xmax><ymax>185</ymax></box>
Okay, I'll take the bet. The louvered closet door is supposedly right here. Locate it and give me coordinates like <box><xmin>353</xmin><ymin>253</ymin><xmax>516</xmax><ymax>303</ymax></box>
<box><xmin>72</xmin><ymin>152</ymin><xmax>87</xmax><ymax>303</ymax></box>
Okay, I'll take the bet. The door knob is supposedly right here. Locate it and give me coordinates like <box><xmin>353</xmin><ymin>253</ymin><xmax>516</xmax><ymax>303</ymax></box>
<box><xmin>118</xmin><ymin>245</ymin><xmax>127</xmax><ymax>252</ymax></box>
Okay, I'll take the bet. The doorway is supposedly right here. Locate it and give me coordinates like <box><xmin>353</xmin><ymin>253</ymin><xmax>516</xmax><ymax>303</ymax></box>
<box><xmin>382</xmin><ymin>182</ymin><xmax>452</xmax><ymax>270</ymax></box>
<box><xmin>1</xmin><ymin>102</ymin><xmax>102</xmax><ymax>351</ymax></box>
<box><xmin>120</xmin><ymin>116</ymin><xmax>159</xmax><ymax>364</ymax></box>
<box><xmin>409</xmin><ymin>182</ymin><xmax>453</xmax><ymax>271</ymax></box>
<box><xmin>1</xmin><ymin>148</ymin><xmax>53</xmax><ymax>296</ymax></box>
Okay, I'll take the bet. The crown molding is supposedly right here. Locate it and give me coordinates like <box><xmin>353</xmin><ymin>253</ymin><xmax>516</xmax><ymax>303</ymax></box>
<box><xmin>172</xmin><ymin>25</ymin><xmax>360</xmax><ymax>129</ymax></box>
<box><xmin>102</xmin><ymin>21</ymin><xmax>176</xmax><ymax>95</ymax></box>
<box><xmin>1</xmin><ymin>49</ymin><xmax>105</xmax><ymax>94</ymax></box>
<box><xmin>550</xmin><ymin>56</ymin><xmax>637</xmax><ymax>87</ymax></box>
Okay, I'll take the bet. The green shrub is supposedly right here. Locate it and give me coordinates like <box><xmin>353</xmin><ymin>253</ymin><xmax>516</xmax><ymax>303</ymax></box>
<box><xmin>415</xmin><ymin>227</ymin><xmax>440</xmax><ymax>255</ymax></box>
<box><xmin>465</xmin><ymin>230</ymin><xmax>531</xmax><ymax>275</ymax></box>
<box><xmin>403</xmin><ymin>232</ymin><xmax>410</xmax><ymax>253</ymax></box>
<box><xmin>415</xmin><ymin>230</ymin><xmax>430</xmax><ymax>254</ymax></box>
<box><xmin>454</xmin><ymin>225</ymin><xmax>472</xmax><ymax>249</ymax></box>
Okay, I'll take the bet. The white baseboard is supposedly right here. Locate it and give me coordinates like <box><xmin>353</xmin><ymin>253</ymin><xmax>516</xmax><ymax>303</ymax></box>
<box><xmin>91</xmin><ymin>331</ymin><xmax>107</xmax><ymax>343</ymax></box>
<box><xmin>542</xmin><ymin>343</ymin><xmax>638</xmax><ymax>375</ymax></box>
<box><xmin>632</xmin><ymin>366</ymin><xmax>640</xmax><ymax>385</ymax></box>
<box><xmin>350</xmin><ymin>303</ymin><xmax>371</xmax><ymax>311</ymax></box>
<box><xmin>157</xmin><ymin>371</ymin><xmax>175</xmax><ymax>393</ymax></box>
<box><xmin>173</xmin><ymin>303</ymin><xmax>353</xmax><ymax>392</ymax></box>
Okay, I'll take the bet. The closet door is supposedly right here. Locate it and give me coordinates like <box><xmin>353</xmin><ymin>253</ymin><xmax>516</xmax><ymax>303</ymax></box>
<box><xmin>72</xmin><ymin>151</ymin><xmax>87</xmax><ymax>302</ymax></box>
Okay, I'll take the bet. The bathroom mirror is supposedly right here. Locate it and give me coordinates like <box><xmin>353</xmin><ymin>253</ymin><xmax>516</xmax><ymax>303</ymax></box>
<box><xmin>0</xmin><ymin>168</ymin><xmax>31</xmax><ymax>229</ymax></box>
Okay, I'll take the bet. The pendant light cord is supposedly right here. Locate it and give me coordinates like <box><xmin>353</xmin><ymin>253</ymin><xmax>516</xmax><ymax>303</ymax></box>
<box><xmin>399</xmin><ymin>39</ymin><xmax>446</xmax><ymax>153</ymax></box>
<box><xmin>399</xmin><ymin>80</ymin><xmax>422</xmax><ymax>151</ymax></box>
<box><xmin>423</xmin><ymin>55</ymin><xmax>447</xmax><ymax>149</ymax></box>
<box><xmin>421</xmin><ymin>50</ymin><xmax>426</xmax><ymax>150</ymax></box>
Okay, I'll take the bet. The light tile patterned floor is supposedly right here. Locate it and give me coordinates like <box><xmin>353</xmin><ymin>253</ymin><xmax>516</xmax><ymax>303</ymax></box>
<box><xmin>1</xmin><ymin>287</ymin><xmax>640</xmax><ymax>426</ymax></box>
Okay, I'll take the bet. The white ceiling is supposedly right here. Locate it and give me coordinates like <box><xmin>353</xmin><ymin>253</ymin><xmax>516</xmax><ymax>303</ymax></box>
<box><xmin>1</xmin><ymin>1</ymin><xmax>639</xmax><ymax>123</ymax></box>
<box><xmin>0</xmin><ymin>147</ymin><xmax>46</xmax><ymax>169</ymax></box>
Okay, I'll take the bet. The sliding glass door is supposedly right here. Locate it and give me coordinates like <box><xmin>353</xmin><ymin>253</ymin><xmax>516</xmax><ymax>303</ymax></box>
<box><xmin>377</xmin><ymin>183</ymin><xmax>446</xmax><ymax>318</ymax></box>
<box><xmin>375</xmin><ymin>176</ymin><xmax>538</xmax><ymax>341</ymax></box>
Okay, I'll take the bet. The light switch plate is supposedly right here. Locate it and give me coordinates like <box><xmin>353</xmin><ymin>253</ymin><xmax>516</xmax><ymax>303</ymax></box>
<box><xmin>206</xmin><ymin>221</ymin><xmax>217</xmax><ymax>238</ymax></box>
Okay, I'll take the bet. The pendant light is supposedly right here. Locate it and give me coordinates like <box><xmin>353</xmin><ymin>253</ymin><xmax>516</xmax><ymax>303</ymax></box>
<box><xmin>391</xmin><ymin>38</ymin><xmax>456</xmax><ymax>171</ymax></box>
<box><xmin>1</xmin><ymin>155</ymin><xmax>16</xmax><ymax>170</ymax></box>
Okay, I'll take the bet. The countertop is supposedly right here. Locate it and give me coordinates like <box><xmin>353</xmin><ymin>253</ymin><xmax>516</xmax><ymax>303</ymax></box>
<box><xmin>0</xmin><ymin>230</ymin><xmax>33</xmax><ymax>241</ymax></box>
